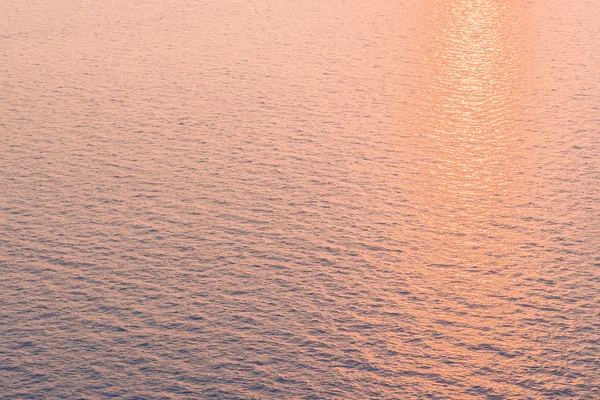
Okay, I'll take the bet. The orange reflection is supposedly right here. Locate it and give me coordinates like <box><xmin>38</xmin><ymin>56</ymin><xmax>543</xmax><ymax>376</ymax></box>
<box><xmin>411</xmin><ymin>0</ymin><xmax>534</xmax><ymax>269</ymax></box>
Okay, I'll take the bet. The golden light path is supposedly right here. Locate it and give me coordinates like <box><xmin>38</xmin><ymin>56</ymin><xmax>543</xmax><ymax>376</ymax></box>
<box><xmin>391</xmin><ymin>3</ymin><xmax>543</xmax><ymax>395</ymax></box>
<box><xmin>411</xmin><ymin>0</ymin><xmax>534</xmax><ymax>269</ymax></box>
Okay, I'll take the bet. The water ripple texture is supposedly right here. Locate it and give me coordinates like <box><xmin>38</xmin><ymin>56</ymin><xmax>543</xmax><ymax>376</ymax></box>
<box><xmin>1</xmin><ymin>0</ymin><xmax>599</xmax><ymax>398</ymax></box>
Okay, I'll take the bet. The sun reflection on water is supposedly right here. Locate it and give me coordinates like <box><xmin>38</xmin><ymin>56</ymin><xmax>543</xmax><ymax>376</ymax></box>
<box><xmin>411</xmin><ymin>0</ymin><xmax>534</xmax><ymax>268</ymax></box>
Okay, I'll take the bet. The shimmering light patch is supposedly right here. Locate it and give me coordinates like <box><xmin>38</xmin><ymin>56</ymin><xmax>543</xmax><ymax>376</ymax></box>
<box><xmin>411</xmin><ymin>0</ymin><xmax>535</xmax><ymax>269</ymax></box>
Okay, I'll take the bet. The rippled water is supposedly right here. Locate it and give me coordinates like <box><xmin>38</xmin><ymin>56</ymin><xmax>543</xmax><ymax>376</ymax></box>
<box><xmin>1</xmin><ymin>0</ymin><xmax>599</xmax><ymax>398</ymax></box>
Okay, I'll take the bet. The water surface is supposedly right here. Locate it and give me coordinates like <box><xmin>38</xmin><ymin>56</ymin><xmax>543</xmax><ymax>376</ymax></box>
<box><xmin>1</xmin><ymin>0</ymin><xmax>599</xmax><ymax>398</ymax></box>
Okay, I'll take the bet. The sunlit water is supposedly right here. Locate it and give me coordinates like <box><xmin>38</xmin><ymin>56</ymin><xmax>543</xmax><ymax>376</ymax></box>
<box><xmin>1</xmin><ymin>0</ymin><xmax>599</xmax><ymax>398</ymax></box>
